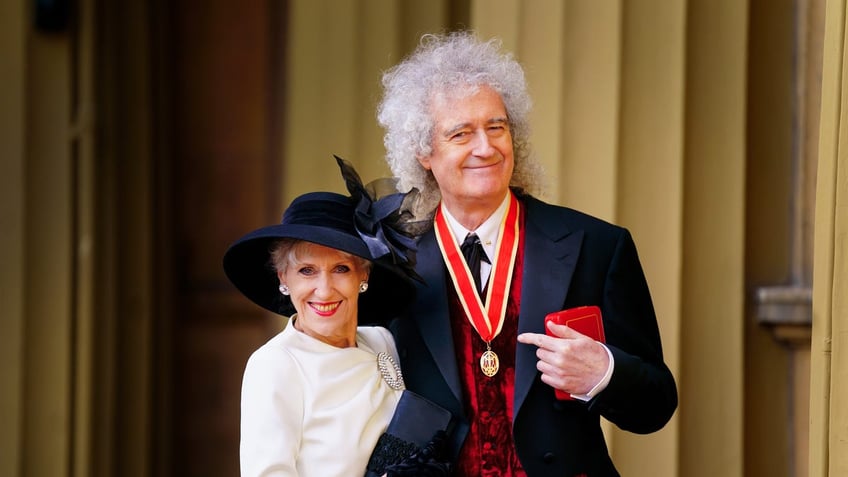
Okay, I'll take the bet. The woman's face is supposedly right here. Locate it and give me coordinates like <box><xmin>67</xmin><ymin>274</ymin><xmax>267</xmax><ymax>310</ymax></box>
<box><xmin>278</xmin><ymin>242</ymin><xmax>368</xmax><ymax>348</ymax></box>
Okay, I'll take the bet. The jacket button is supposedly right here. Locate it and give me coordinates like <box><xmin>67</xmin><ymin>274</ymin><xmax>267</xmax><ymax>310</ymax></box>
<box><xmin>543</xmin><ymin>452</ymin><xmax>555</xmax><ymax>464</ymax></box>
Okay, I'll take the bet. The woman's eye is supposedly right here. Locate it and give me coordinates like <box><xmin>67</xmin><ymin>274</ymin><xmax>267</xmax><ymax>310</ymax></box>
<box><xmin>298</xmin><ymin>266</ymin><xmax>315</xmax><ymax>275</ymax></box>
<box><xmin>334</xmin><ymin>265</ymin><xmax>351</xmax><ymax>273</ymax></box>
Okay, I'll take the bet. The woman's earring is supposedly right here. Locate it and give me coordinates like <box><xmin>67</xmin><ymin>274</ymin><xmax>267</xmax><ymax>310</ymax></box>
<box><xmin>359</xmin><ymin>281</ymin><xmax>369</xmax><ymax>293</ymax></box>
<box><xmin>279</xmin><ymin>284</ymin><xmax>289</xmax><ymax>296</ymax></box>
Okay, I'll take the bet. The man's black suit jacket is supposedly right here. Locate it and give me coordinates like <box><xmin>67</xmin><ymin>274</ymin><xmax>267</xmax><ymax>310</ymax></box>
<box><xmin>390</xmin><ymin>195</ymin><xmax>678</xmax><ymax>476</ymax></box>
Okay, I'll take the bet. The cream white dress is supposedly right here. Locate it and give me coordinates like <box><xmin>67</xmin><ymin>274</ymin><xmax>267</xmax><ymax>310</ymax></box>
<box><xmin>240</xmin><ymin>317</ymin><xmax>403</xmax><ymax>477</ymax></box>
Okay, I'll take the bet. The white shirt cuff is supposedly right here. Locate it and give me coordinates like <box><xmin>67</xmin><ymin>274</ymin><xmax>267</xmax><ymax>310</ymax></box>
<box><xmin>571</xmin><ymin>344</ymin><xmax>614</xmax><ymax>402</ymax></box>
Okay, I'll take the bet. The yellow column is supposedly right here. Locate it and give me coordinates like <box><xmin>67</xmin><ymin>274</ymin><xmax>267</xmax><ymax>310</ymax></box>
<box><xmin>0</xmin><ymin>0</ymin><xmax>26</xmax><ymax>475</ymax></box>
<box><xmin>679</xmin><ymin>1</ymin><xmax>748</xmax><ymax>476</ymax></box>
<box><xmin>810</xmin><ymin>0</ymin><xmax>848</xmax><ymax>475</ymax></box>
<box><xmin>615</xmin><ymin>3</ymin><xmax>686</xmax><ymax>476</ymax></box>
<box><xmin>23</xmin><ymin>16</ymin><xmax>75</xmax><ymax>477</ymax></box>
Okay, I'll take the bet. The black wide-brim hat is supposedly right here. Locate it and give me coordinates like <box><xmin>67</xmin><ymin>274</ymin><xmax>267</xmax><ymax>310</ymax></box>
<box><xmin>223</xmin><ymin>158</ymin><xmax>420</xmax><ymax>325</ymax></box>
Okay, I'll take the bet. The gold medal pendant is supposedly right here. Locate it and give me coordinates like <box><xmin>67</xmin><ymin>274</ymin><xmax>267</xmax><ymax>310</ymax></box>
<box><xmin>433</xmin><ymin>194</ymin><xmax>521</xmax><ymax>380</ymax></box>
<box><xmin>480</xmin><ymin>344</ymin><xmax>500</xmax><ymax>377</ymax></box>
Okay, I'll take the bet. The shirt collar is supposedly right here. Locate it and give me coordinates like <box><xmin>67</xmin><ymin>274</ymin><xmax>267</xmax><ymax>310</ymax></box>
<box><xmin>440</xmin><ymin>192</ymin><xmax>511</xmax><ymax>260</ymax></box>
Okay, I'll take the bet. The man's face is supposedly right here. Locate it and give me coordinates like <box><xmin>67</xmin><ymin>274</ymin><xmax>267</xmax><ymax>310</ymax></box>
<box><xmin>418</xmin><ymin>85</ymin><xmax>514</xmax><ymax>212</ymax></box>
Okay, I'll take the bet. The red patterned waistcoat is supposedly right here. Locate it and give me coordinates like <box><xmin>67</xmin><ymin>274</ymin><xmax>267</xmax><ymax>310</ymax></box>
<box><xmin>448</xmin><ymin>213</ymin><xmax>527</xmax><ymax>477</ymax></box>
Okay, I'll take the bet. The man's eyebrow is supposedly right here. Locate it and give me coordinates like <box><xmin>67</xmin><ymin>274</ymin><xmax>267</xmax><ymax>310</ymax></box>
<box><xmin>442</xmin><ymin>117</ymin><xmax>509</xmax><ymax>137</ymax></box>
<box><xmin>442</xmin><ymin>122</ymin><xmax>471</xmax><ymax>137</ymax></box>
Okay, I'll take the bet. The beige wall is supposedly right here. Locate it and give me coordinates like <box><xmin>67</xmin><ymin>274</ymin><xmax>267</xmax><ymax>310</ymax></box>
<box><xmin>282</xmin><ymin>0</ymin><xmax>454</xmax><ymax>202</ymax></box>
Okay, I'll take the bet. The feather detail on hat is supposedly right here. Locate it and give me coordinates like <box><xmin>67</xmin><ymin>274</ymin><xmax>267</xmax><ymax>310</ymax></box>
<box><xmin>334</xmin><ymin>155</ymin><xmax>425</xmax><ymax>283</ymax></box>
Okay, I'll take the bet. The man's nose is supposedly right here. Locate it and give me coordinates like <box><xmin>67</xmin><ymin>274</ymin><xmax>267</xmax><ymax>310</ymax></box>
<box><xmin>471</xmin><ymin>129</ymin><xmax>495</xmax><ymax>156</ymax></box>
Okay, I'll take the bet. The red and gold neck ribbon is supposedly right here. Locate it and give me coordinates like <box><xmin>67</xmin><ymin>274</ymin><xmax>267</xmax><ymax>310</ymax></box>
<box><xmin>434</xmin><ymin>192</ymin><xmax>521</xmax><ymax>344</ymax></box>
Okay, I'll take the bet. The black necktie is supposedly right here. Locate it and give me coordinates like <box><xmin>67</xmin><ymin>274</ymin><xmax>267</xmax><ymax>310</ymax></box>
<box><xmin>460</xmin><ymin>233</ymin><xmax>491</xmax><ymax>296</ymax></box>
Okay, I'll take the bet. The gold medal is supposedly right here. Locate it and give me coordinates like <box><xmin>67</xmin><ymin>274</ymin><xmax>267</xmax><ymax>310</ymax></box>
<box><xmin>480</xmin><ymin>347</ymin><xmax>500</xmax><ymax>377</ymax></box>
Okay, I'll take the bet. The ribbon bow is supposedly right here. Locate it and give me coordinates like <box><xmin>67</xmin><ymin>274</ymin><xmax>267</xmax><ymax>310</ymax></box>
<box><xmin>334</xmin><ymin>155</ymin><xmax>424</xmax><ymax>282</ymax></box>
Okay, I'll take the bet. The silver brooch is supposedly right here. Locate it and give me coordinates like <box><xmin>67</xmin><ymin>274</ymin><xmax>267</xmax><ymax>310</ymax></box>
<box><xmin>376</xmin><ymin>352</ymin><xmax>405</xmax><ymax>391</ymax></box>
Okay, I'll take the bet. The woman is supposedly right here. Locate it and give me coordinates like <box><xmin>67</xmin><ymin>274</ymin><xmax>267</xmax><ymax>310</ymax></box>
<box><xmin>223</xmin><ymin>157</ymin><xmax>449</xmax><ymax>477</ymax></box>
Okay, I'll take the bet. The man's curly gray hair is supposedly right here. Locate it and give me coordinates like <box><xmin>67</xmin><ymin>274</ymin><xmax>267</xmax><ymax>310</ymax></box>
<box><xmin>377</xmin><ymin>31</ymin><xmax>545</xmax><ymax>212</ymax></box>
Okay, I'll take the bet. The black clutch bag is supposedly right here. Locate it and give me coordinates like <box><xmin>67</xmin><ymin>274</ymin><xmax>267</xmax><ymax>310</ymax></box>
<box><xmin>364</xmin><ymin>390</ymin><xmax>455</xmax><ymax>477</ymax></box>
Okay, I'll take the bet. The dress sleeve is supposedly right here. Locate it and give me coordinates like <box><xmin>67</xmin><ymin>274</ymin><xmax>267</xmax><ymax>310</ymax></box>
<box><xmin>373</xmin><ymin>326</ymin><xmax>401</xmax><ymax>363</ymax></box>
<box><xmin>240</xmin><ymin>345</ymin><xmax>304</xmax><ymax>477</ymax></box>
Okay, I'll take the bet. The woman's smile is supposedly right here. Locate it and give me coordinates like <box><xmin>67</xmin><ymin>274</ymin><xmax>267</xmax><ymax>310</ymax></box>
<box><xmin>309</xmin><ymin>301</ymin><xmax>341</xmax><ymax>316</ymax></box>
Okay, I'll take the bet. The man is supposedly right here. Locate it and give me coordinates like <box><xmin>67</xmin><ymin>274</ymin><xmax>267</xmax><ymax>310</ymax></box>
<box><xmin>378</xmin><ymin>32</ymin><xmax>677</xmax><ymax>476</ymax></box>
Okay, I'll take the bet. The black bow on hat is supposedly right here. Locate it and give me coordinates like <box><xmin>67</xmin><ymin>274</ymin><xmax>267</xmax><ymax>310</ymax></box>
<box><xmin>336</xmin><ymin>155</ymin><xmax>424</xmax><ymax>283</ymax></box>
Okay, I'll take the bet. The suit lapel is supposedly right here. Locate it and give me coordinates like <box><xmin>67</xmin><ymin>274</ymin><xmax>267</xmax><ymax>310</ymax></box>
<box><xmin>514</xmin><ymin>198</ymin><xmax>585</xmax><ymax>416</ymax></box>
<box><xmin>413</xmin><ymin>230</ymin><xmax>464</xmax><ymax>403</ymax></box>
